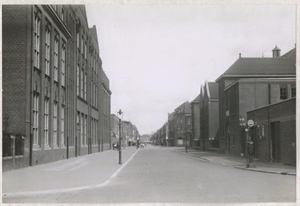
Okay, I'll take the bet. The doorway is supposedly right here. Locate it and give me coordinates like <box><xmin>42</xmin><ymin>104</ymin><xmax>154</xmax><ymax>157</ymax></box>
<box><xmin>271</xmin><ymin>122</ymin><xmax>281</xmax><ymax>161</ymax></box>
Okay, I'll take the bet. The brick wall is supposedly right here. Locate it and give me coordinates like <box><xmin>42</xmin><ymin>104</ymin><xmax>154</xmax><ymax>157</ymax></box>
<box><xmin>3</xmin><ymin>6</ymin><xmax>30</xmax><ymax>135</ymax></box>
<box><xmin>247</xmin><ymin>98</ymin><xmax>296</xmax><ymax>165</ymax></box>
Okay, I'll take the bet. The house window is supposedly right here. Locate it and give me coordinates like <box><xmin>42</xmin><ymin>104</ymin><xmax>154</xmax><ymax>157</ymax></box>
<box><xmin>292</xmin><ymin>87</ymin><xmax>296</xmax><ymax>97</ymax></box>
<box><xmin>61</xmin><ymin>41</ymin><xmax>66</xmax><ymax>87</ymax></box>
<box><xmin>84</xmin><ymin>72</ymin><xmax>87</xmax><ymax>100</ymax></box>
<box><xmin>54</xmin><ymin>34</ymin><xmax>59</xmax><ymax>82</ymax></box>
<box><xmin>84</xmin><ymin>115</ymin><xmax>87</xmax><ymax>145</ymax></box>
<box><xmin>81</xmin><ymin>113</ymin><xmax>84</xmax><ymax>145</ymax></box>
<box><xmin>61</xmin><ymin>105</ymin><xmax>65</xmax><ymax>146</ymax></box>
<box><xmin>187</xmin><ymin>118</ymin><xmax>191</xmax><ymax>125</ymax></box>
<box><xmin>81</xmin><ymin>68</ymin><xmax>84</xmax><ymax>98</ymax></box>
<box><xmin>45</xmin><ymin>25</ymin><xmax>51</xmax><ymax>76</ymax></box>
<box><xmin>77</xmin><ymin>65</ymin><xmax>80</xmax><ymax>96</ymax></box>
<box><xmin>53</xmin><ymin>102</ymin><xmax>58</xmax><ymax>146</ymax></box>
<box><xmin>280</xmin><ymin>87</ymin><xmax>287</xmax><ymax>100</ymax></box>
<box><xmin>33</xmin><ymin>93</ymin><xmax>39</xmax><ymax>146</ymax></box>
<box><xmin>61</xmin><ymin>8</ymin><xmax>64</xmax><ymax>21</ymax></box>
<box><xmin>34</xmin><ymin>10</ymin><xmax>41</xmax><ymax>69</ymax></box>
<box><xmin>44</xmin><ymin>98</ymin><xmax>49</xmax><ymax>146</ymax></box>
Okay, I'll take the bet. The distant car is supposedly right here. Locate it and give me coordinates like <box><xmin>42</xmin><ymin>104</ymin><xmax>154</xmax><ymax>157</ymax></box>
<box><xmin>140</xmin><ymin>143</ymin><xmax>145</xmax><ymax>148</ymax></box>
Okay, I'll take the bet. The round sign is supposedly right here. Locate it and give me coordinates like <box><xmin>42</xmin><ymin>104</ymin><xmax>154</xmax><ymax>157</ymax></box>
<box><xmin>247</xmin><ymin>120</ymin><xmax>254</xmax><ymax>127</ymax></box>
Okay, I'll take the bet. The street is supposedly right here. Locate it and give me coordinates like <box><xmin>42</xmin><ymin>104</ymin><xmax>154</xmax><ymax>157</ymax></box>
<box><xmin>3</xmin><ymin>145</ymin><xmax>296</xmax><ymax>204</ymax></box>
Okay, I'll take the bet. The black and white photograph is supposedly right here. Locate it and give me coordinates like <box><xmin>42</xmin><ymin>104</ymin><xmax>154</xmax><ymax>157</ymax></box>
<box><xmin>1</xmin><ymin>1</ymin><xmax>298</xmax><ymax>204</ymax></box>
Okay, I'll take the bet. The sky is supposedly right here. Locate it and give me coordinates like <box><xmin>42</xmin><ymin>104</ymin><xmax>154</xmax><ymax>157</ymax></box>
<box><xmin>85</xmin><ymin>4</ymin><xmax>296</xmax><ymax>135</ymax></box>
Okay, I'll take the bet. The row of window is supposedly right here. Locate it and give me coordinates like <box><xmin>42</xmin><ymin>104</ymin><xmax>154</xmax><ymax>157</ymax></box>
<box><xmin>33</xmin><ymin>93</ymin><xmax>65</xmax><ymax>147</ymax></box>
<box><xmin>77</xmin><ymin>112</ymin><xmax>99</xmax><ymax>146</ymax></box>
<box><xmin>280</xmin><ymin>86</ymin><xmax>296</xmax><ymax>100</ymax></box>
<box><xmin>34</xmin><ymin>7</ymin><xmax>66</xmax><ymax>86</ymax></box>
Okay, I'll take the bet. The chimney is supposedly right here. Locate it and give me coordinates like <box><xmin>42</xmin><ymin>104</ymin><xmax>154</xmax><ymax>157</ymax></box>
<box><xmin>272</xmin><ymin>45</ymin><xmax>281</xmax><ymax>58</ymax></box>
<box><xmin>239</xmin><ymin>53</ymin><xmax>241</xmax><ymax>58</ymax></box>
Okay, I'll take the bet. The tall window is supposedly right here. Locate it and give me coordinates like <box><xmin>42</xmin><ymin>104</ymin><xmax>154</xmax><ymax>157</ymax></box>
<box><xmin>84</xmin><ymin>72</ymin><xmax>87</xmax><ymax>100</ymax></box>
<box><xmin>292</xmin><ymin>87</ymin><xmax>296</xmax><ymax>97</ymax></box>
<box><xmin>33</xmin><ymin>93</ymin><xmax>39</xmax><ymax>145</ymax></box>
<box><xmin>77</xmin><ymin>65</ymin><xmax>80</xmax><ymax>95</ymax></box>
<box><xmin>44</xmin><ymin>98</ymin><xmax>49</xmax><ymax>146</ymax></box>
<box><xmin>84</xmin><ymin>115</ymin><xmax>87</xmax><ymax>145</ymax></box>
<box><xmin>61</xmin><ymin>41</ymin><xmax>66</xmax><ymax>87</ymax></box>
<box><xmin>54</xmin><ymin>35</ymin><xmax>59</xmax><ymax>82</ymax></box>
<box><xmin>45</xmin><ymin>25</ymin><xmax>50</xmax><ymax>76</ymax></box>
<box><xmin>81</xmin><ymin>113</ymin><xmax>84</xmax><ymax>145</ymax></box>
<box><xmin>81</xmin><ymin>68</ymin><xmax>84</xmax><ymax>98</ymax></box>
<box><xmin>61</xmin><ymin>105</ymin><xmax>65</xmax><ymax>146</ymax></box>
<box><xmin>61</xmin><ymin>8</ymin><xmax>64</xmax><ymax>21</ymax></box>
<box><xmin>95</xmin><ymin>85</ymin><xmax>98</xmax><ymax>106</ymax></box>
<box><xmin>53</xmin><ymin>102</ymin><xmax>58</xmax><ymax>146</ymax></box>
<box><xmin>95</xmin><ymin>120</ymin><xmax>98</xmax><ymax>145</ymax></box>
<box><xmin>34</xmin><ymin>10</ymin><xmax>41</xmax><ymax>69</ymax></box>
<box><xmin>280</xmin><ymin>87</ymin><xmax>287</xmax><ymax>100</ymax></box>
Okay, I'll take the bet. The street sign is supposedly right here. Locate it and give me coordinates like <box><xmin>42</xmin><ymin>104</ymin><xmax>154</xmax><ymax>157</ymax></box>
<box><xmin>247</xmin><ymin>119</ymin><xmax>254</xmax><ymax>127</ymax></box>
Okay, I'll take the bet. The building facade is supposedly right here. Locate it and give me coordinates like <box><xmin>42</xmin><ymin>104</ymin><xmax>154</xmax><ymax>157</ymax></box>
<box><xmin>247</xmin><ymin>98</ymin><xmax>296</xmax><ymax>165</ymax></box>
<box><xmin>191</xmin><ymin>94</ymin><xmax>200</xmax><ymax>148</ymax></box>
<box><xmin>3</xmin><ymin>5</ymin><xmax>111</xmax><ymax>171</ymax></box>
<box><xmin>216</xmin><ymin>46</ymin><xmax>296</xmax><ymax>155</ymax></box>
<box><xmin>173</xmin><ymin>102</ymin><xmax>192</xmax><ymax>147</ymax></box>
<box><xmin>200</xmin><ymin>81</ymin><xmax>219</xmax><ymax>151</ymax></box>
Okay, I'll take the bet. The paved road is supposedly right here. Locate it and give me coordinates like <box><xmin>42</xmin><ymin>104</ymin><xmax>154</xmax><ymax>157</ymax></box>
<box><xmin>3</xmin><ymin>146</ymin><xmax>296</xmax><ymax>203</ymax></box>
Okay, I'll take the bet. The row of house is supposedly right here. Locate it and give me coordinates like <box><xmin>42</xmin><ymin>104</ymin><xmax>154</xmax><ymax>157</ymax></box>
<box><xmin>3</xmin><ymin>5</ymin><xmax>112</xmax><ymax>171</ymax></box>
<box><xmin>153</xmin><ymin>45</ymin><xmax>296</xmax><ymax>165</ymax></box>
<box><xmin>110</xmin><ymin>114</ymin><xmax>140</xmax><ymax>146</ymax></box>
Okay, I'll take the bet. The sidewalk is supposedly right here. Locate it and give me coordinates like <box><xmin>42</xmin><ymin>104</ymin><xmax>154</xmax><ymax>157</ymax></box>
<box><xmin>173</xmin><ymin>147</ymin><xmax>296</xmax><ymax>176</ymax></box>
<box><xmin>3</xmin><ymin>147</ymin><xmax>139</xmax><ymax>197</ymax></box>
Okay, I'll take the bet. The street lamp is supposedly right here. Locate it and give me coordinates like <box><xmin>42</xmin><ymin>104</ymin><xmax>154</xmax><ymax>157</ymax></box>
<box><xmin>117</xmin><ymin>109</ymin><xmax>123</xmax><ymax>165</ymax></box>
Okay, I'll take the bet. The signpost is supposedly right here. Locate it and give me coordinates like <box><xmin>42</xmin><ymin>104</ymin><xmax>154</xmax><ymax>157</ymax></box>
<box><xmin>247</xmin><ymin>119</ymin><xmax>254</xmax><ymax>127</ymax></box>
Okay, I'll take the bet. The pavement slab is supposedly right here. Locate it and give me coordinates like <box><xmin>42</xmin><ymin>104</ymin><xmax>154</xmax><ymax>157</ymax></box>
<box><xmin>3</xmin><ymin>147</ymin><xmax>139</xmax><ymax>196</ymax></box>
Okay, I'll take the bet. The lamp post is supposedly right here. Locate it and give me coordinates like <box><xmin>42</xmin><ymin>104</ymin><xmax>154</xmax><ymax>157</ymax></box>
<box><xmin>117</xmin><ymin>109</ymin><xmax>123</xmax><ymax>165</ymax></box>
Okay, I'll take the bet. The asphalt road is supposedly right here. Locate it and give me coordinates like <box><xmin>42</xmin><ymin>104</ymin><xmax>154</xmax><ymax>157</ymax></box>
<box><xmin>4</xmin><ymin>145</ymin><xmax>296</xmax><ymax>204</ymax></box>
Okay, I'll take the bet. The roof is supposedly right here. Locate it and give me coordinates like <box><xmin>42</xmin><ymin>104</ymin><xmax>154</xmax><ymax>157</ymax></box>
<box><xmin>280</xmin><ymin>48</ymin><xmax>296</xmax><ymax>62</ymax></box>
<box><xmin>191</xmin><ymin>94</ymin><xmax>200</xmax><ymax>104</ymax></box>
<box><xmin>89</xmin><ymin>26</ymin><xmax>99</xmax><ymax>50</ymax></box>
<box><xmin>200</xmin><ymin>84</ymin><xmax>205</xmax><ymax>97</ymax></box>
<box><xmin>168</xmin><ymin>112</ymin><xmax>175</xmax><ymax>121</ymax></box>
<box><xmin>206</xmin><ymin>82</ymin><xmax>219</xmax><ymax>99</ymax></box>
<box><xmin>216</xmin><ymin>47</ymin><xmax>296</xmax><ymax>82</ymax></box>
<box><xmin>174</xmin><ymin>101</ymin><xmax>191</xmax><ymax>114</ymax></box>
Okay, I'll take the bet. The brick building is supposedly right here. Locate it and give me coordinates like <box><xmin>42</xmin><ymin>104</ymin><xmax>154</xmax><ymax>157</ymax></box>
<box><xmin>200</xmin><ymin>81</ymin><xmax>219</xmax><ymax>151</ymax></box>
<box><xmin>216</xmin><ymin>46</ymin><xmax>296</xmax><ymax>156</ymax></box>
<box><xmin>247</xmin><ymin>98</ymin><xmax>296</xmax><ymax>165</ymax></box>
<box><xmin>167</xmin><ymin>112</ymin><xmax>175</xmax><ymax>146</ymax></box>
<box><xmin>3</xmin><ymin>5</ymin><xmax>111</xmax><ymax>170</ymax></box>
<box><xmin>110</xmin><ymin>114</ymin><xmax>120</xmax><ymax>145</ymax></box>
<box><xmin>172</xmin><ymin>101</ymin><xmax>192</xmax><ymax>147</ymax></box>
<box><xmin>191</xmin><ymin>94</ymin><xmax>200</xmax><ymax>148</ymax></box>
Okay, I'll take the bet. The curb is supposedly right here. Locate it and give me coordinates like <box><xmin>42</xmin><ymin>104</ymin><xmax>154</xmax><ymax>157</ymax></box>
<box><xmin>234</xmin><ymin>166</ymin><xmax>296</xmax><ymax>176</ymax></box>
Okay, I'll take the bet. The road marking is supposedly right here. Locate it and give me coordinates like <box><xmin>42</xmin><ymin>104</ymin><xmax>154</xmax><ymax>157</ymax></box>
<box><xmin>111</xmin><ymin>148</ymin><xmax>139</xmax><ymax>178</ymax></box>
<box><xmin>3</xmin><ymin>149</ymin><xmax>140</xmax><ymax>198</ymax></box>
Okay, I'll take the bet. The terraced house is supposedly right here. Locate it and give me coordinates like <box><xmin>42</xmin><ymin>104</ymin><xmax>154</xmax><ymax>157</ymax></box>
<box><xmin>3</xmin><ymin>5</ymin><xmax>111</xmax><ymax>171</ymax></box>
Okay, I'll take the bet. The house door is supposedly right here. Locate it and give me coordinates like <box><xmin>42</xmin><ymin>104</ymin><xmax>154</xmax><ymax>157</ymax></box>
<box><xmin>271</xmin><ymin>122</ymin><xmax>281</xmax><ymax>161</ymax></box>
<box><xmin>251</xmin><ymin>127</ymin><xmax>259</xmax><ymax>158</ymax></box>
<box><xmin>241</xmin><ymin>129</ymin><xmax>245</xmax><ymax>155</ymax></box>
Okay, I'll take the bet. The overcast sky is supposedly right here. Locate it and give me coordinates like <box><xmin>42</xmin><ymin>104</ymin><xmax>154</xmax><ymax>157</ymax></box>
<box><xmin>85</xmin><ymin>4</ymin><xmax>295</xmax><ymax>135</ymax></box>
